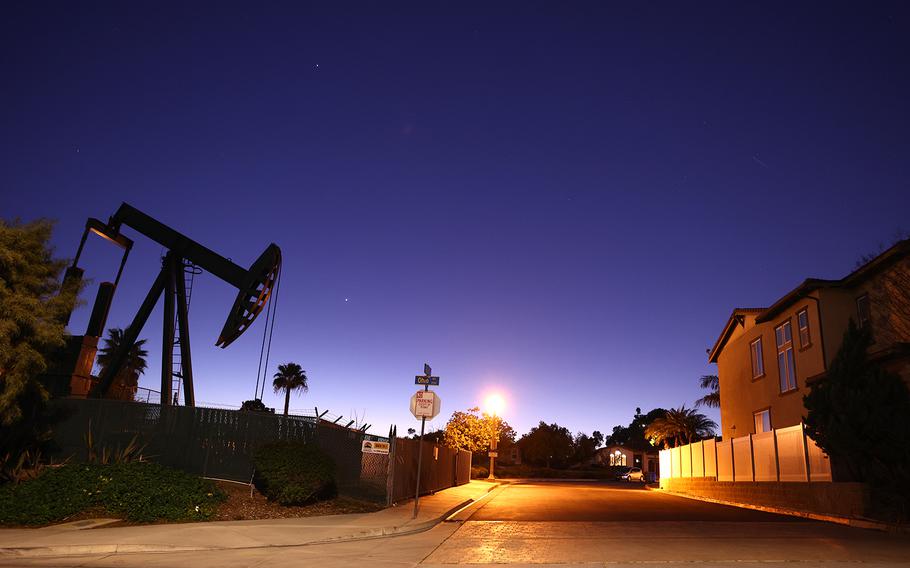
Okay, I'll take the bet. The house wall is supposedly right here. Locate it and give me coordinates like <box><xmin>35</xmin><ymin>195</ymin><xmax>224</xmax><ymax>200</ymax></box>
<box><xmin>716</xmin><ymin>256</ymin><xmax>910</xmax><ymax>443</ymax></box>
<box><xmin>595</xmin><ymin>446</ymin><xmax>657</xmax><ymax>473</ymax></box>
<box><xmin>717</xmin><ymin>303</ymin><xmax>826</xmax><ymax>440</ymax></box>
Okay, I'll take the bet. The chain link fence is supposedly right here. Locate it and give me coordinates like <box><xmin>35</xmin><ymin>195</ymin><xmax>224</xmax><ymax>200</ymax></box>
<box><xmin>51</xmin><ymin>398</ymin><xmax>388</xmax><ymax>501</ymax></box>
<box><xmin>50</xmin><ymin>399</ymin><xmax>470</xmax><ymax>505</ymax></box>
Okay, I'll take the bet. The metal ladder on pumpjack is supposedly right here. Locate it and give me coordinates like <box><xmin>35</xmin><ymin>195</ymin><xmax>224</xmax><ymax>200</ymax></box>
<box><xmin>171</xmin><ymin>261</ymin><xmax>202</xmax><ymax>405</ymax></box>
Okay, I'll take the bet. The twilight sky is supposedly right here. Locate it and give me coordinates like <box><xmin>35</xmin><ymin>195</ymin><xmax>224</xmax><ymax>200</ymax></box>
<box><xmin>2</xmin><ymin>1</ymin><xmax>909</xmax><ymax>439</ymax></box>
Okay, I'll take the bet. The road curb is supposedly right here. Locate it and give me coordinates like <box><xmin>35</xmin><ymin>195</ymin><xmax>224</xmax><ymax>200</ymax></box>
<box><xmin>647</xmin><ymin>485</ymin><xmax>909</xmax><ymax>534</ymax></box>
<box><xmin>0</xmin><ymin>482</ymin><xmax>502</xmax><ymax>559</ymax></box>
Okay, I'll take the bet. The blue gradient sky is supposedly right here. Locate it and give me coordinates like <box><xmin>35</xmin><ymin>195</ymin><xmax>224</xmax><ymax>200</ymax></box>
<box><xmin>3</xmin><ymin>1</ymin><xmax>909</xmax><ymax>439</ymax></box>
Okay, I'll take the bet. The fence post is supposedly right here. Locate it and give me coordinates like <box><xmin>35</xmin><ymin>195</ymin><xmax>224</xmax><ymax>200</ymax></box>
<box><xmin>772</xmin><ymin>427</ymin><xmax>780</xmax><ymax>482</ymax></box>
<box><xmin>386</xmin><ymin>426</ymin><xmax>396</xmax><ymax>507</ymax></box>
<box><xmin>748</xmin><ymin>434</ymin><xmax>755</xmax><ymax>482</ymax></box>
<box><xmin>712</xmin><ymin>438</ymin><xmax>718</xmax><ymax>480</ymax></box>
<box><xmin>801</xmin><ymin>422</ymin><xmax>811</xmax><ymax>482</ymax></box>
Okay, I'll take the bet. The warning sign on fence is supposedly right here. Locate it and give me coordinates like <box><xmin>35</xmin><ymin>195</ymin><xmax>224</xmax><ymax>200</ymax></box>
<box><xmin>362</xmin><ymin>440</ymin><xmax>390</xmax><ymax>454</ymax></box>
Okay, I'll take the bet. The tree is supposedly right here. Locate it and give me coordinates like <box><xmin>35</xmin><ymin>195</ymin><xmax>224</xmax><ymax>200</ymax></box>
<box><xmin>572</xmin><ymin>432</ymin><xmax>599</xmax><ymax>464</ymax></box>
<box><xmin>423</xmin><ymin>429</ymin><xmax>446</xmax><ymax>444</ymax></box>
<box><xmin>804</xmin><ymin>320</ymin><xmax>910</xmax><ymax>487</ymax></box>
<box><xmin>695</xmin><ymin>374</ymin><xmax>720</xmax><ymax>408</ymax></box>
<box><xmin>518</xmin><ymin>421</ymin><xmax>574</xmax><ymax>468</ymax></box>
<box><xmin>0</xmin><ymin>220</ymin><xmax>81</xmax><ymax>422</ymax></box>
<box><xmin>644</xmin><ymin>406</ymin><xmax>717</xmax><ymax>448</ymax></box>
<box><xmin>606</xmin><ymin>408</ymin><xmax>667</xmax><ymax>450</ymax></box>
<box><xmin>272</xmin><ymin>362</ymin><xmax>309</xmax><ymax>417</ymax></box>
<box><xmin>240</xmin><ymin>398</ymin><xmax>272</xmax><ymax>413</ymax></box>
<box><xmin>443</xmin><ymin>407</ymin><xmax>514</xmax><ymax>455</ymax></box>
<box><xmin>95</xmin><ymin>328</ymin><xmax>148</xmax><ymax>401</ymax></box>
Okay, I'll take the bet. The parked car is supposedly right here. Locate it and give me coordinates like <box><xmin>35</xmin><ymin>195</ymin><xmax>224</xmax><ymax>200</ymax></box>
<box><xmin>620</xmin><ymin>467</ymin><xmax>645</xmax><ymax>482</ymax></box>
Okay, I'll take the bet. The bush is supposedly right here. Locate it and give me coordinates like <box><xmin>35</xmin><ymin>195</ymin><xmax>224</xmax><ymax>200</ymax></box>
<box><xmin>253</xmin><ymin>441</ymin><xmax>336</xmax><ymax>505</ymax></box>
<box><xmin>471</xmin><ymin>466</ymin><xmax>489</xmax><ymax>479</ymax></box>
<box><xmin>240</xmin><ymin>399</ymin><xmax>273</xmax><ymax>413</ymax></box>
<box><xmin>0</xmin><ymin>462</ymin><xmax>225</xmax><ymax>525</ymax></box>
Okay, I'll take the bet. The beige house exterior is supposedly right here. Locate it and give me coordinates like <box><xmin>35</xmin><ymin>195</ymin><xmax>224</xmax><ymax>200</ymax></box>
<box><xmin>709</xmin><ymin>239</ymin><xmax>910</xmax><ymax>441</ymax></box>
<box><xmin>593</xmin><ymin>444</ymin><xmax>659</xmax><ymax>475</ymax></box>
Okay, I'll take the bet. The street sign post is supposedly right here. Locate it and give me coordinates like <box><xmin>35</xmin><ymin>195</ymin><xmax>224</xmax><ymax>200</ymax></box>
<box><xmin>412</xmin><ymin>363</ymin><xmax>442</xmax><ymax>519</ymax></box>
<box><xmin>410</xmin><ymin>390</ymin><xmax>441</xmax><ymax>419</ymax></box>
<box><xmin>415</xmin><ymin>375</ymin><xmax>440</xmax><ymax>386</ymax></box>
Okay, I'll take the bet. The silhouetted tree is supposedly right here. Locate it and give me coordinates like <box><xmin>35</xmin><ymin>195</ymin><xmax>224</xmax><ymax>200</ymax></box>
<box><xmin>645</xmin><ymin>406</ymin><xmax>716</xmax><ymax>448</ymax></box>
<box><xmin>695</xmin><ymin>374</ymin><xmax>720</xmax><ymax>408</ymax></box>
<box><xmin>572</xmin><ymin>432</ymin><xmax>599</xmax><ymax>464</ymax></box>
<box><xmin>0</xmin><ymin>219</ymin><xmax>81</xmax><ymax>425</ymax></box>
<box><xmin>240</xmin><ymin>398</ymin><xmax>272</xmax><ymax>413</ymax></box>
<box><xmin>606</xmin><ymin>408</ymin><xmax>667</xmax><ymax>450</ymax></box>
<box><xmin>272</xmin><ymin>362</ymin><xmax>309</xmax><ymax>417</ymax></box>
<box><xmin>0</xmin><ymin>219</ymin><xmax>82</xmax><ymax>469</ymax></box>
<box><xmin>518</xmin><ymin>421</ymin><xmax>574</xmax><ymax>468</ymax></box>
<box><xmin>96</xmin><ymin>328</ymin><xmax>148</xmax><ymax>401</ymax></box>
<box><xmin>804</xmin><ymin>320</ymin><xmax>910</xmax><ymax>490</ymax></box>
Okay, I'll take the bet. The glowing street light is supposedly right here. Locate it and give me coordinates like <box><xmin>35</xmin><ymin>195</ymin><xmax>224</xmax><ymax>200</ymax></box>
<box><xmin>484</xmin><ymin>393</ymin><xmax>505</xmax><ymax>416</ymax></box>
<box><xmin>484</xmin><ymin>393</ymin><xmax>505</xmax><ymax>480</ymax></box>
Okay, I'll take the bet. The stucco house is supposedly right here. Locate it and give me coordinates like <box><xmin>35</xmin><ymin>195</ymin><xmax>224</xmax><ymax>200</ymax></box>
<box><xmin>593</xmin><ymin>444</ymin><xmax>659</xmax><ymax>476</ymax></box>
<box><xmin>708</xmin><ymin>239</ymin><xmax>910</xmax><ymax>441</ymax></box>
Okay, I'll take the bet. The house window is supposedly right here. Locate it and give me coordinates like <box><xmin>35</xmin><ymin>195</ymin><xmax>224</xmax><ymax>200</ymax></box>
<box><xmin>797</xmin><ymin>308</ymin><xmax>810</xmax><ymax>348</ymax></box>
<box><xmin>609</xmin><ymin>450</ymin><xmax>626</xmax><ymax>467</ymax></box>
<box><xmin>856</xmin><ymin>294</ymin><xmax>871</xmax><ymax>329</ymax></box>
<box><xmin>776</xmin><ymin>321</ymin><xmax>797</xmax><ymax>392</ymax></box>
<box><xmin>750</xmin><ymin>337</ymin><xmax>764</xmax><ymax>379</ymax></box>
<box><xmin>753</xmin><ymin>409</ymin><xmax>771</xmax><ymax>433</ymax></box>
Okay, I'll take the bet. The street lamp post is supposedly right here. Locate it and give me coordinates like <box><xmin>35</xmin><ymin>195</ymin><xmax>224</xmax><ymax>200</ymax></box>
<box><xmin>484</xmin><ymin>393</ymin><xmax>504</xmax><ymax>480</ymax></box>
<box><xmin>488</xmin><ymin>415</ymin><xmax>499</xmax><ymax>480</ymax></box>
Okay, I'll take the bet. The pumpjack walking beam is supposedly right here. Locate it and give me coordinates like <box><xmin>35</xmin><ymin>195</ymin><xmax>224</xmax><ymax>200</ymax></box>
<box><xmin>81</xmin><ymin>202</ymin><xmax>281</xmax><ymax>404</ymax></box>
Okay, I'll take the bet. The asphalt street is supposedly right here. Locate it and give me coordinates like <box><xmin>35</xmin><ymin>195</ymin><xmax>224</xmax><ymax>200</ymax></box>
<box><xmin>468</xmin><ymin>480</ymin><xmax>806</xmax><ymax>522</ymax></box>
<box><xmin>3</xmin><ymin>480</ymin><xmax>909</xmax><ymax>567</ymax></box>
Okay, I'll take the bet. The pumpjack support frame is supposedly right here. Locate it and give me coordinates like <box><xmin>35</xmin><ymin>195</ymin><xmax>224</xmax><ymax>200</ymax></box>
<box><xmin>67</xmin><ymin>202</ymin><xmax>281</xmax><ymax>405</ymax></box>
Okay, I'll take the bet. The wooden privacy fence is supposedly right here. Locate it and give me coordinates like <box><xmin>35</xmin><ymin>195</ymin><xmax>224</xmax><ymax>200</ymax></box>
<box><xmin>659</xmin><ymin>423</ymin><xmax>833</xmax><ymax>483</ymax></box>
<box><xmin>386</xmin><ymin>437</ymin><xmax>472</xmax><ymax>505</ymax></box>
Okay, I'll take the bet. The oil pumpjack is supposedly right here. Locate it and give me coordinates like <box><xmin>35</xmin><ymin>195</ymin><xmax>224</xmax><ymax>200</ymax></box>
<box><xmin>59</xmin><ymin>203</ymin><xmax>281</xmax><ymax>406</ymax></box>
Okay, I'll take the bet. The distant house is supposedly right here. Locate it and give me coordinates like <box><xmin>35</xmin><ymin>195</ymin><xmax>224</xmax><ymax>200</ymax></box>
<box><xmin>593</xmin><ymin>444</ymin><xmax>658</xmax><ymax>476</ymax></box>
<box><xmin>499</xmin><ymin>445</ymin><xmax>522</xmax><ymax>466</ymax></box>
<box><xmin>709</xmin><ymin>239</ymin><xmax>910</xmax><ymax>441</ymax></box>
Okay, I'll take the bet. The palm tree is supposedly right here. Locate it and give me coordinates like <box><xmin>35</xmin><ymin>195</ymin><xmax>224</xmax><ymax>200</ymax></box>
<box><xmin>695</xmin><ymin>374</ymin><xmax>720</xmax><ymax>408</ymax></box>
<box><xmin>96</xmin><ymin>328</ymin><xmax>148</xmax><ymax>401</ymax></box>
<box><xmin>272</xmin><ymin>362</ymin><xmax>309</xmax><ymax>417</ymax></box>
<box><xmin>644</xmin><ymin>406</ymin><xmax>717</xmax><ymax>448</ymax></box>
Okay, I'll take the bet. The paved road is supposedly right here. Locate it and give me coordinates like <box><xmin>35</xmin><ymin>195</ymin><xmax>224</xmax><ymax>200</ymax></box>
<box><xmin>469</xmin><ymin>480</ymin><xmax>806</xmax><ymax>522</ymax></box>
<box><xmin>422</xmin><ymin>481</ymin><xmax>910</xmax><ymax>566</ymax></box>
<box><xmin>4</xmin><ymin>480</ymin><xmax>909</xmax><ymax>567</ymax></box>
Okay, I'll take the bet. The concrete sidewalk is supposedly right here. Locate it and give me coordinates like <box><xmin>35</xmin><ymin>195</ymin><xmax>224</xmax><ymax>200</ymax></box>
<box><xmin>0</xmin><ymin>480</ymin><xmax>499</xmax><ymax>558</ymax></box>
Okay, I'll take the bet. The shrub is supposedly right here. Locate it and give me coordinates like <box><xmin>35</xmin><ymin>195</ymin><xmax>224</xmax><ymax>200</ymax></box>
<box><xmin>471</xmin><ymin>465</ymin><xmax>489</xmax><ymax>479</ymax></box>
<box><xmin>240</xmin><ymin>399</ymin><xmax>273</xmax><ymax>413</ymax></box>
<box><xmin>253</xmin><ymin>441</ymin><xmax>336</xmax><ymax>505</ymax></box>
<box><xmin>0</xmin><ymin>462</ymin><xmax>225</xmax><ymax>525</ymax></box>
